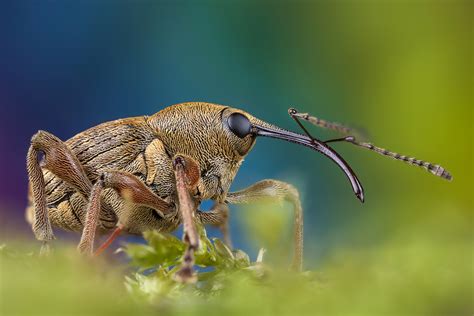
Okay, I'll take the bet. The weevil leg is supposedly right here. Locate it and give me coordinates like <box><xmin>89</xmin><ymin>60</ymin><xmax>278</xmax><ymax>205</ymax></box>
<box><xmin>172</xmin><ymin>155</ymin><xmax>201</xmax><ymax>283</ymax></box>
<box><xmin>77</xmin><ymin>170</ymin><xmax>174</xmax><ymax>255</ymax></box>
<box><xmin>197</xmin><ymin>202</ymin><xmax>232</xmax><ymax>247</ymax></box>
<box><xmin>27</xmin><ymin>130</ymin><xmax>93</xmax><ymax>254</ymax></box>
<box><xmin>93</xmin><ymin>224</ymin><xmax>124</xmax><ymax>257</ymax></box>
<box><xmin>225</xmin><ymin>180</ymin><xmax>303</xmax><ymax>272</ymax></box>
<box><xmin>77</xmin><ymin>178</ymin><xmax>103</xmax><ymax>255</ymax></box>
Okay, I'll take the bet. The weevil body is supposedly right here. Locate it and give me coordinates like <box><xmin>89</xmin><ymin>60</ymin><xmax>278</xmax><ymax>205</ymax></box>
<box><xmin>27</xmin><ymin>103</ymin><xmax>264</xmax><ymax>235</ymax></box>
<box><xmin>26</xmin><ymin>102</ymin><xmax>451</xmax><ymax>280</ymax></box>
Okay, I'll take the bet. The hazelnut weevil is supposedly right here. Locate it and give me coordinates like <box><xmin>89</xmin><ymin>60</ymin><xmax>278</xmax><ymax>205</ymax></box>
<box><xmin>26</xmin><ymin>102</ymin><xmax>452</xmax><ymax>282</ymax></box>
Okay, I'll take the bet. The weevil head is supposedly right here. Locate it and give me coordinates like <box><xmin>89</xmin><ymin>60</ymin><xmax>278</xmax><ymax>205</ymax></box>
<box><xmin>148</xmin><ymin>103</ymin><xmax>258</xmax><ymax>200</ymax></box>
<box><xmin>149</xmin><ymin>102</ymin><xmax>363</xmax><ymax>202</ymax></box>
<box><xmin>223</xmin><ymin>106</ymin><xmax>364</xmax><ymax>202</ymax></box>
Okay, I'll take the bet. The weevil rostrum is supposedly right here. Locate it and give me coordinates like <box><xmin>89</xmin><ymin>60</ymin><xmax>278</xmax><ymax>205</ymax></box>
<box><xmin>26</xmin><ymin>102</ymin><xmax>452</xmax><ymax>281</ymax></box>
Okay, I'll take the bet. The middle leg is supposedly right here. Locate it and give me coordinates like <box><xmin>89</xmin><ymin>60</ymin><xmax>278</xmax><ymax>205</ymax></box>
<box><xmin>77</xmin><ymin>170</ymin><xmax>173</xmax><ymax>255</ymax></box>
<box><xmin>198</xmin><ymin>202</ymin><xmax>231</xmax><ymax>247</ymax></box>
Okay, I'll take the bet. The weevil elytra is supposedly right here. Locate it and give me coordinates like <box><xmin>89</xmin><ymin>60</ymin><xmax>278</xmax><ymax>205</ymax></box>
<box><xmin>26</xmin><ymin>102</ymin><xmax>452</xmax><ymax>281</ymax></box>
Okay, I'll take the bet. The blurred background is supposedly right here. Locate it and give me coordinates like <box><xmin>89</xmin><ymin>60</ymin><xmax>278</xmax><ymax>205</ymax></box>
<box><xmin>0</xmin><ymin>1</ymin><xmax>472</xmax><ymax>314</ymax></box>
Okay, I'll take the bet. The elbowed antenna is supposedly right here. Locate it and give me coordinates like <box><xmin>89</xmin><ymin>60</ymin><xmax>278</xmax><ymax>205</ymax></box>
<box><xmin>249</xmin><ymin>119</ymin><xmax>365</xmax><ymax>202</ymax></box>
<box><xmin>325</xmin><ymin>136</ymin><xmax>453</xmax><ymax>181</ymax></box>
<box><xmin>288</xmin><ymin>108</ymin><xmax>453</xmax><ymax>181</ymax></box>
<box><xmin>288</xmin><ymin>108</ymin><xmax>369</xmax><ymax>140</ymax></box>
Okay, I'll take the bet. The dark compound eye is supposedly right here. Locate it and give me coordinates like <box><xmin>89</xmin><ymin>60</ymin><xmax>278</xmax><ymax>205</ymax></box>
<box><xmin>227</xmin><ymin>112</ymin><xmax>252</xmax><ymax>138</ymax></box>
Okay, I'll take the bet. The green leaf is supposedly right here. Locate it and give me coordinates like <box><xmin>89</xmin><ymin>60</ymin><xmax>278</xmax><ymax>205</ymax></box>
<box><xmin>125</xmin><ymin>231</ymin><xmax>185</xmax><ymax>269</ymax></box>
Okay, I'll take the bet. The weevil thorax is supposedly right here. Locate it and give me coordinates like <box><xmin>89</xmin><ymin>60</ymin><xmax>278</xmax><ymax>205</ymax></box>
<box><xmin>147</xmin><ymin>102</ymin><xmax>259</xmax><ymax>201</ymax></box>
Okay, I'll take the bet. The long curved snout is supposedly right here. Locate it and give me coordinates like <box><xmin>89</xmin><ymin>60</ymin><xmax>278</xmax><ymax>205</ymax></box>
<box><xmin>251</xmin><ymin>121</ymin><xmax>364</xmax><ymax>202</ymax></box>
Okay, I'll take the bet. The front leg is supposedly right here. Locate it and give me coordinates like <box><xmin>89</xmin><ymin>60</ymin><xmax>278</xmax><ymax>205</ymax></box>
<box><xmin>172</xmin><ymin>155</ymin><xmax>201</xmax><ymax>283</ymax></box>
<box><xmin>226</xmin><ymin>180</ymin><xmax>303</xmax><ymax>271</ymax></box>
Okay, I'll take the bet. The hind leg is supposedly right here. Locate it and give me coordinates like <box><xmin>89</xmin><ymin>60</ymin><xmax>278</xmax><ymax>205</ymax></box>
<box><xmin>27</xmin><ymin>130</ymin><xmax>93</xmax><ymax>254</ymax></box>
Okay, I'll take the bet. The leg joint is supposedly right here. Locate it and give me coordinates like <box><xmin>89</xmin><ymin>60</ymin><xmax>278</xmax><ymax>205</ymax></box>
<box><xmin>30</xmin><ymin>130</ymin><xmax>62</xmax><ymax>150</ymax></box>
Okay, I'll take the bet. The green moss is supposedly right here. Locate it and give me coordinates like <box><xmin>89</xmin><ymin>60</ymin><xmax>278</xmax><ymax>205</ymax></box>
<box><xmin>1</xmin><ymin>209</ymin><xmax>472</xmax><ymax>316</ymax></box>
